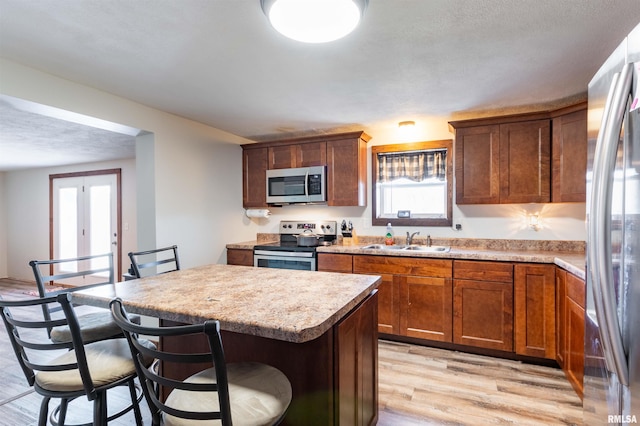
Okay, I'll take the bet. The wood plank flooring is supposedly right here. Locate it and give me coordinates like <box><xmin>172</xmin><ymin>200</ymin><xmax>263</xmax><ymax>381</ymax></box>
<box><xmin>0</xmin><ymin>279</ymin><xmax>583</xmax><ymax>425</ymax></box>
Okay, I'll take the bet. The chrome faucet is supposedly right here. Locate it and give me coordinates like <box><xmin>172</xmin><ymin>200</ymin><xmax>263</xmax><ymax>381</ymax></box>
<box><xmin>406</xmin><ymin>231</ymin><xmax>420</xmax><ymax>245</ymax></box>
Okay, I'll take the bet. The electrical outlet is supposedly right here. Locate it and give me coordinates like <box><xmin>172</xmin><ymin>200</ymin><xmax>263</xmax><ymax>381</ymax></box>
<box><xmin>455</xmin><ymin>223</ymin><xmax>462</xmax><ymax>231</ymax></box>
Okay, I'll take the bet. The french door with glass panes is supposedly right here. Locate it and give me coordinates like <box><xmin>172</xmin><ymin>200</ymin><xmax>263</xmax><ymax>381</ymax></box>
<box><xmin>51</xmin><ymin>170</ymin><xmax>121</xmax><ymax>284</ymax></box>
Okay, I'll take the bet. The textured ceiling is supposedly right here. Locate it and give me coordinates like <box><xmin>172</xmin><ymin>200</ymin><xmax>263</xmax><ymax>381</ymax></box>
<box><xmin>1</xmin><ymin>1</ymin><xmax>639</xmax><ymax>171</ymax></box>
<box><xmin>0</xmin><ymin>95</ymin><xmax>137</xmax><ymax>171</ymax></box>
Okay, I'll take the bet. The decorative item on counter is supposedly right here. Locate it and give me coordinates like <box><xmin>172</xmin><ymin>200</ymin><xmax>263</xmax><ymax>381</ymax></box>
<box><xmin>341</xmin><ymin>220</ymin><xmax>358</xmax><ymax>245</ymax></box>
<box><xmin>245</xmin><ymin>209</ymin><xmax>271</xmax><ymax>218</ymax></box>
<box><xmin>385</xmin><ymin>223</ymin><xmax>394</xmax><ymax>245</ymax></box>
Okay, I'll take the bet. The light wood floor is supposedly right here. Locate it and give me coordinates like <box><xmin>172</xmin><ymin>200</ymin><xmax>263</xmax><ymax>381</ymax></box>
<box><xmin>1</xmin><ymin>279</ymin><xmax>583</xmax><ymax>425</ymax></box>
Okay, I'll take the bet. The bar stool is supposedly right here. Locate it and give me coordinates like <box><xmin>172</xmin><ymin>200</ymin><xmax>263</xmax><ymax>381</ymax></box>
<box><xmin>0</xmin><ymin>293</ymin><xmax>155</xmax><ymax>425</ymax></box>
<box><xmin>110</xmin><ymin>298</ymin><xmax>292</xmax><ymax>426</ymax></box>
<box><xmin>30</xmin><ymin>253</ymin><xmax>140</xmax><ymax>343</ymax></box>
<box><xmin>128</xmin><ymin>245</ymin><xmax>180</xmax><ymax>278</ymax></box>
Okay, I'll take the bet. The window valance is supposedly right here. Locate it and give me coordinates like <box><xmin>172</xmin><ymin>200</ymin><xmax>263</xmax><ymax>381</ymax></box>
<box><xmin>377</xmin><ymin>150</ymin><xmax>446</xmax><ymax>183</ymax></box>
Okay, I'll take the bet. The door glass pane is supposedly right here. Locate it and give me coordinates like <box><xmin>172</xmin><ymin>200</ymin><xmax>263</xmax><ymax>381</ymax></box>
<box><xmin>58</xmin><ymin>187</ymin><xmax>78</xmax><ymax>271</ymax></box>
<box><xmin>89</xmin><ymin>185</ymin><xmax>111</xmax><ymax>275</ymax></box>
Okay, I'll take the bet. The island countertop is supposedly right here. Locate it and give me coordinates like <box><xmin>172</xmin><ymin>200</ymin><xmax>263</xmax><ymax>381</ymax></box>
<box><xmin>72</xmin><ymin>264</ymin><xmax>381</xmax><ymax>343</ymax></box>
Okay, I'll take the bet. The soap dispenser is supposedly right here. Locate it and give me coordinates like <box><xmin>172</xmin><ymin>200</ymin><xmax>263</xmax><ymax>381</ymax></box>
<box><xmin>385</xmin><ymin>223</ymin><xmax>394</xmax><ymax>245</ymax></box>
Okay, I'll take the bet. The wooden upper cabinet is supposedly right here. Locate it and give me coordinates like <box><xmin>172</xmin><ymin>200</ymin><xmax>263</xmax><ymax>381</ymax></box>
<box><xmin>451</xmin><ymin>104</ymin><xmax>587</xmax><ymax>205</ymax></box>
<box><xmin>451</xmin><ymin>117</ymin><xmax>551</xmax><ymax>204</ymax></box>
<box><xmin>298</xmin><ymin>142</ymin><xmax>327</xmax><ymax>167</ymax></box>
<box><xmin>268</xmin><ymin>142</ymin><xmax>327</xmax><ymax>169</ymax></box>
<box><xmin>499</xmin><ymin>120</ymin><xmax>551</xmax><ymax>203</ymax></box>
<box><xmin>327</xmin><ymin>135</ymin><xmax>369</xmax><ymax>206</ymax></box>
<box><xmin>552</xmin><ymin>105</ymin><xmax>587</xmax><ymax>202</ymax></box>
<box><xmin>242</xmin><ymin>131</ymin><xmax>369</xmax><ymax>208</ymax></box>
<box><xmin>242</xmin><ymin>146</ymin><xmax>268</xmax><ymax>208</ymax></box>
<box><xmin>268</xmin><ymin>145</ymin><xmax>296</xmax><ymax>169</ymax></box>
<box><xmin>454</xmin><ymin>125</ymin><xmax>501</xmax><ymax>204</ymax></box>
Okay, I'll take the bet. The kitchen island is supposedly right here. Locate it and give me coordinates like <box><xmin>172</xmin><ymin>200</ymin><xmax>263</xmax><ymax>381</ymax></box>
<box><xmin>73</xmin><ymin>264</ymin><xmax>381</xmax><ymax>426</ymax></box>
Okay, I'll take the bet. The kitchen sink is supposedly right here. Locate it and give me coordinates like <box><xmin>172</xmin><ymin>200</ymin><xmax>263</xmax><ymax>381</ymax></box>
<box><xmin>360</xmin><ymin>244</ymin><xmax>450</xmax><ymax>253</ymax></box>
<box><xmin>361</xmin><ymin>244</ymin><xmax>407</xmax><ymax>251</ymax></box>
<box><xmin>403</xmin><ymin>245</ymin><xmax>450</xmax><ymax>252</ymax></box>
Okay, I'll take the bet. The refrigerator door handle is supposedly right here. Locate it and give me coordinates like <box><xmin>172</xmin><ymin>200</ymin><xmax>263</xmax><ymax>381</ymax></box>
<box><xmin>589</xmin><ymin>70</ymin><xmax>620</xmax><ymax>376</ymax></box>
<box><xmin>596</xmin><ymin>62</ymin><xmax>633</xmax><ymax>386</ymax></box>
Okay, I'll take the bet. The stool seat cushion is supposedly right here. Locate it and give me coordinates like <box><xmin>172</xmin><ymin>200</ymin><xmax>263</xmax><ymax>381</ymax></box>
<box><xmin>163</xmin><ymin>362</ymin><xmax>292</xmax><ymax>426</ymax></box>
<box><xmin>50</xmin><ymin>311</ymin><xmax>141</xmax><ymax>343</ymax></box>
<box><xmin>36</xmin><ymin>338</ymin><xmax>155</xmax><ymax>392</ymax></box>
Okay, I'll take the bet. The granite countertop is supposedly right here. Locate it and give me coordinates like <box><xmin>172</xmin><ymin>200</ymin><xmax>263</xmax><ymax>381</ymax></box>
<box><xmin>316</xmin><ymin>245</ymin><xmax>586</xmax><ymax>279</ymax></box>
<box><xmin>227</xmin><ymin>235</ymin><xmax>586</xmax><ymax>279</ymax></box>
<box><xmin>72</xmin><ymin>264</ymin><xmax>380</xmax><ymax>343</ymax></box>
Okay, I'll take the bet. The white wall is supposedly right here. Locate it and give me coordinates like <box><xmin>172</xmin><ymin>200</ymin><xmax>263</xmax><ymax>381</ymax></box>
<box><xmin>0</xmin><ymin>59</ymin><xmax>258</xmax><ymax>280</ymax></box>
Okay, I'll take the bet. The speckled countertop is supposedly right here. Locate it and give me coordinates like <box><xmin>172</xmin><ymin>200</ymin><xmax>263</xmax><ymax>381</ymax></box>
<box><xmin>227</xmin><ymin>235</ymin><xmax>586</xmax><ymax>279</ymax></box>
<box><xmin>72</xmin><ymin>264</ymin><xmax>380</xmax><ymax>343</ymax></box>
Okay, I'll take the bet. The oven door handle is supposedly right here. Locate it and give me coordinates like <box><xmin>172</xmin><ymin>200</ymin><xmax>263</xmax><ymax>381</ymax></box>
<box><xmin>253</xmin><ymin>250</ymin><xmax>314</xmax><ymax>258</ymax></box>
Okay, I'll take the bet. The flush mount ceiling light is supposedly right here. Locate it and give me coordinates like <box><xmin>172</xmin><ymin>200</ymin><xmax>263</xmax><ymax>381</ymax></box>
<box><xmin>261</xmin><ymin>0</ymin><xmax>368</xmax><ymax>43</ymax></box>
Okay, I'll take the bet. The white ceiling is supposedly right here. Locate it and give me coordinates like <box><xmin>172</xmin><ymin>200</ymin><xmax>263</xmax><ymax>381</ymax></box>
<box><xmin>1</xmin><ymin>1</ymin><xmax>639</xmax><ymax>171</ymax></box>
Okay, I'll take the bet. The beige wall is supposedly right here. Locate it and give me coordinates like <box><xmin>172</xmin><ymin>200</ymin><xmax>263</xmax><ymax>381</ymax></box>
<box><xmin>237</xmin><ymin>119</ymin><xmax>587</xmax><ymax>243</ymax></box>
<box><xmin>0</xmin><ymin>172</ymin><xmax>7</xmax><ymax>277</ymax></box>
<box><xmin>4</xmin><ymin>159</ymin><xmax>137</xmax><ymax>281</ymax></box>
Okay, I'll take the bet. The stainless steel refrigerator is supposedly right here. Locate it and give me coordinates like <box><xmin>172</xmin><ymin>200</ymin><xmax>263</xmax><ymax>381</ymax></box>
<box><xmin>585</xmin><ymin>23</ymin><xmax>639</xmax><ymax>425</ymax></box>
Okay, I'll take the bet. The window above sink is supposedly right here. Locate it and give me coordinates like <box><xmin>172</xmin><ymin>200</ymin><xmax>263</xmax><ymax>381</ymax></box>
<box><xmin>372</xmin><ymin>139</ymin><xmax>453</xmax><ymax>227</ymax></box>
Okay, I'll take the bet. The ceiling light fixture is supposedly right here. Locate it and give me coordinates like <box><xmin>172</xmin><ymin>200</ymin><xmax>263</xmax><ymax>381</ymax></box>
<box><xmin>398</xmin><ymin>120</ymin><xmax>415</xmax><ymax>128</ymax></box>
<box><xmin>261</xmin><ymin>0</ymin><xmax>368</xmax><ymax>44</ymax></box>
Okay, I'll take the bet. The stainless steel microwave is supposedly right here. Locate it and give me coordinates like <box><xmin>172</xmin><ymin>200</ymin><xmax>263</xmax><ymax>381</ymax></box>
<box><xmin>266</xmin><ymin>166</ymin><xmax>326</xmax><ymax>204</ymax></box>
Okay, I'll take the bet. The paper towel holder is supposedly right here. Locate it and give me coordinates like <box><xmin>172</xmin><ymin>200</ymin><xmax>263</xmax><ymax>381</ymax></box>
<box><xmin>245</xmin><ymin>209</ymin><xmax>272</xmax><ymax>219</ymax></box>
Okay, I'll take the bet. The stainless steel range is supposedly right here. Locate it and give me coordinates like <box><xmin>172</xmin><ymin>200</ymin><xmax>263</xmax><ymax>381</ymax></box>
<box><xmin>253</xmin><ymin>220</ymin><xmax>337</xmax><ymax>271</ymax></box>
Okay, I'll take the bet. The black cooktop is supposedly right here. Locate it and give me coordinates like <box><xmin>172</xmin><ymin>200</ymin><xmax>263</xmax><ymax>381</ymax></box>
<box><xmin>253</xmin><ymin>241</ymin><xmax>318</xmax><ymax>253</ymax></box>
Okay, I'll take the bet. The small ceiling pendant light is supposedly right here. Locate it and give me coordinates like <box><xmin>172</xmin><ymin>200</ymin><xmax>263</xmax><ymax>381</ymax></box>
<box><xmin>398</xmin><ymin>121</ymin><xmax>415</xmax><ymax>128</ymax></box>
<box><xmin>261</xmin><ymin>0</ymin><xmax>368</xmax><ymax>43</ymax></box>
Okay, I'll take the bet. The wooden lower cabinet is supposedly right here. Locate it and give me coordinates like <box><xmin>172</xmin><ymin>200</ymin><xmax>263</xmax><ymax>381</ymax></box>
<box><xmin>160</xmin><ymin>291</ymin><xmax>379</xmax><ymax>426</ymax></box>
<box><xmin>335</xmin><ymin>290</ymin><xmax>378</xmax><ymax>425</ymax></box>
<box><xmin>319</xmin><ymin>252</ymin><xmax>584</xmax><ymax>392</ymax></box>
<box><xmin>514</xmin><ymin>264</ymin><xmax>556</xmax><ymax>359</ymax></box>
<box><xmin>226</xmin><ymin>248</ymin><xmax>254</xmax><ymax>266</ymax></box>
<box><xmin>374</xmin><ymin>273</ymin><xmax>398</xmax><ymax>334</ymax></box>
<box><xmin>555</xmin><ymin>268</ymin><xmax>567</xmax><ymax>367</ymax></box>
<box><xmin>564</xmin><ymin>272</ymin><xmax>585</xmax><ymax>398</ymax></box>
<box><xmin>400</xmin><ymin>275</ymin><xmax>452</xmax><ymax>341</ymax></box>
<box><xmin>453</xmin><ymin>260</ymin><xmax>514</xmax><ymax>351</ymax></box>
<box><xmin>352</xmin><ymin>255</ymin><xmax>453</xmax><ymax>339</ymax></box>
<box><xmin>317</xmin><ymin>253</ymin><xmax>353</xmax><ymax>273</ymax></box>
